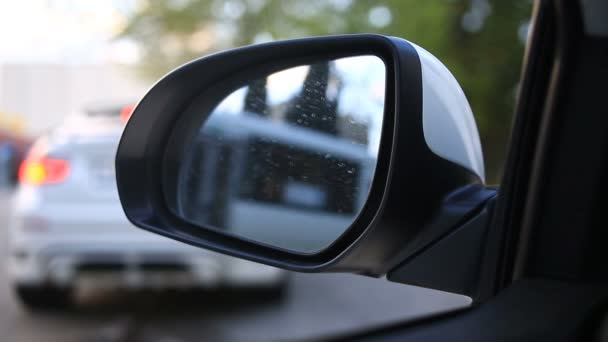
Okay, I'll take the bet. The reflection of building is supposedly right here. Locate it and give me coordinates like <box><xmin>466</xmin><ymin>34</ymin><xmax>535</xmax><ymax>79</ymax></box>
<box><xmin>180</xmin><ymin>112</ymin><xmax>376</xmax><ymax>233</ymax></box>
<box><xmin>241</xmin><ymin>137</ymin><xmax>360</xmax><ymax>214</ymax></box>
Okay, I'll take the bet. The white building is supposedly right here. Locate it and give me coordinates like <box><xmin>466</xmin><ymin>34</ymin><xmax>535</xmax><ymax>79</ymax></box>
<box><xmin>0</xmin><ymin>64</ymin><xmax>147</xmax><ymax>136</ymax></box>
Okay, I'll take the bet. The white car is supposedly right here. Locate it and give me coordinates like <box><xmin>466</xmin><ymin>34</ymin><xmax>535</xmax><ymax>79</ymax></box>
<box><xmin>7</xmin><ymin>104</ymin><xmax>286</xmax><ymax>310</ymax></box>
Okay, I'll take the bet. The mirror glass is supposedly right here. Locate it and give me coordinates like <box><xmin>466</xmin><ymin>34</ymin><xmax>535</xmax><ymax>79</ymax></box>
<box><xmin>172</xmin><ymin>55</ymin><xmax>385</xmax><ymax>253</ymax></box>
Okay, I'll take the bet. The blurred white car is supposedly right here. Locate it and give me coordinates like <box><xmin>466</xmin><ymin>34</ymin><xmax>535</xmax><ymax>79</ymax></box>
<box><xmin>7</xmin><ymin>104</ymin><xmax>286</xmax><ymax>310</ymax></box>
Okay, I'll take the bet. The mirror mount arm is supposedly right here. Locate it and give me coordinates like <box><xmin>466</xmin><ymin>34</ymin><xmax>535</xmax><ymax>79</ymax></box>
<box><xmin>386</xmin><ymin>186</ymin><xmax>499</xmax><ymax>301</ymax></box>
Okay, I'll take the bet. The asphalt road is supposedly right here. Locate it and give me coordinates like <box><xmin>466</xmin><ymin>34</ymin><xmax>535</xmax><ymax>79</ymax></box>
<box><xmin>0</xmin><ymin>192</ymin><xmax>470</xmax><ymax>342</ymax></box>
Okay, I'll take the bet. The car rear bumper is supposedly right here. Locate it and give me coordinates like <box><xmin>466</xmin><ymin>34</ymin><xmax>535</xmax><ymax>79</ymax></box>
<box><xmin>9</xmin><ymin>193</ymin><xmax>286</xmax><ymax>289</ymax></box>
<box><xmin>8</xmin><ymin>230</ymin><xmax>285</xmax><ymax>289</ymax></box>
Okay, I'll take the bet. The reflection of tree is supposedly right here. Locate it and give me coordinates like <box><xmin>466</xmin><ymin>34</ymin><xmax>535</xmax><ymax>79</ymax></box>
<box><xmin>243</xmin><ymin>78</ymin><xmax>268</xmax><ymax>116</ymax></box>
<box><xmin>280</xmin><ymin>62</ymin><xmax>355</xmax><ymax>213</ymax></box>
<box><xmin>285</xmin><ymin>62</ymin><xmax>340</xmax><ymax>135</ymax></box>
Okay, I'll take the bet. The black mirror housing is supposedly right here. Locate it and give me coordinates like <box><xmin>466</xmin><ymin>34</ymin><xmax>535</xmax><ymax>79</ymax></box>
<box><xmin>116</xmin><ymin>34</ymin><xmax>486</xmax><ymax>277</ymax></box>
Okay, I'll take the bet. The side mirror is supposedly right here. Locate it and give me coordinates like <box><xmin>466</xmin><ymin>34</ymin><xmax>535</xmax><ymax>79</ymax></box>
<box><xmin>116</xmin><ymin>35</ymin><xmax>492</xmax><ymax>283</ymax></box>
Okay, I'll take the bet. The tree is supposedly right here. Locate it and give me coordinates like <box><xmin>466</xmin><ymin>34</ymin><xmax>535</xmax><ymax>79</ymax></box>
<box><xmin>118</xmin><ymin>0</ymin><xmax>531</xmax><ymax>183</ymax></box>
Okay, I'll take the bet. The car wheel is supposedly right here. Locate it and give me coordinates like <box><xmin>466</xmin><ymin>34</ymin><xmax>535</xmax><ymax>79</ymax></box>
<box><xmin>14</xmin><ymin>284</ymin><xmax>74</xmax><ymax>311</ymax></box>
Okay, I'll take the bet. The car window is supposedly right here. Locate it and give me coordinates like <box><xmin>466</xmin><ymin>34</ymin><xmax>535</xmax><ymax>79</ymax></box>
<box><xmin>0</xmin><ymin>1</ymin><xmax>531</xmax><ymax>341</ymax></box>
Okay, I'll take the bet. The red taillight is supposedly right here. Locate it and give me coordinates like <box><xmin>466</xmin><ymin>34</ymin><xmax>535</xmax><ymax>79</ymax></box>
<box><xmin>18</xmin><ymin>158</ymin><xmax>70</xmax><ymax>185</ymax></box>
<box><xmin>120</xmin><ymin>104</ymin><xmax>135</xmax><ymax>124</ymax></box>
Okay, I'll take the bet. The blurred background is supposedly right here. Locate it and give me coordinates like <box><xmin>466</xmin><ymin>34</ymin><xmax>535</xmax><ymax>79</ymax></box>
<box><xmin>0</xmin><ymin>0</ymin><xmax>531</xmax><ymax>341</ymax></box>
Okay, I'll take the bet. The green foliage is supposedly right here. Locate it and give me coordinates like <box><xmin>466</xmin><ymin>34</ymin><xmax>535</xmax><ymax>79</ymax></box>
<box><xmin>119</xmin><ymin>0</ymin><xmax>532</xmax><ymax>183</ymax></box>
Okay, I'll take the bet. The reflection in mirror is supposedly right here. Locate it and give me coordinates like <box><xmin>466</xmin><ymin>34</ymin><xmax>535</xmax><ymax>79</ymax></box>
<box><xmin>174</xmin><ymin>55</ymin><xmax>385</xmax><ymax>253</ymax></box>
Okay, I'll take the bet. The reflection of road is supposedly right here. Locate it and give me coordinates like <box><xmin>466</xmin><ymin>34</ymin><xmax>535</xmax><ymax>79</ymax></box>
<box><xmin>0</xmin><ymin>192</ymin><xmax>470</xmax><ymax>342</ymax></box>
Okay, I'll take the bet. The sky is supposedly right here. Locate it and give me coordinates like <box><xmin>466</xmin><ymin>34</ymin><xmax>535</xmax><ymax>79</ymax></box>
<box><xmin>0</xmin><ymin>0</ymin><xmax>138</xmax><ymax>65</ymax></box>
